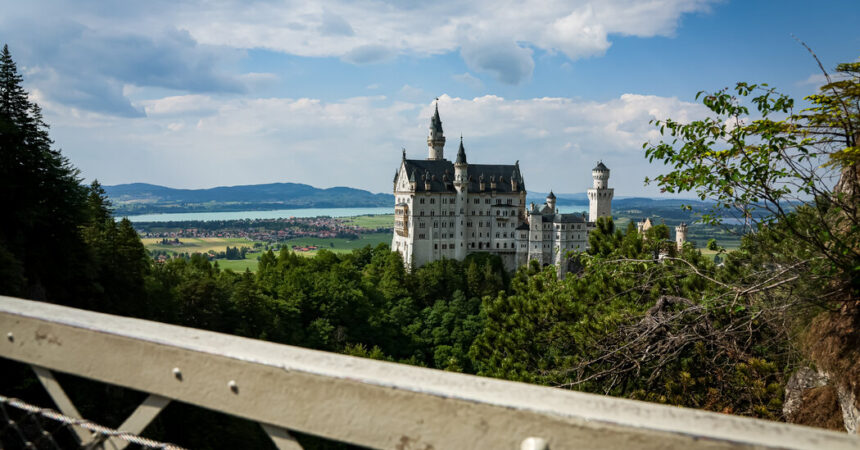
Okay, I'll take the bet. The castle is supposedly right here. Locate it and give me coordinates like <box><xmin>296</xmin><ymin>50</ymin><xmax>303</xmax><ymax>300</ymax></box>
<box><xmin>392</xmin><ymin>104</ymin><xmax>613</xmax><ymax>271</ymax></box>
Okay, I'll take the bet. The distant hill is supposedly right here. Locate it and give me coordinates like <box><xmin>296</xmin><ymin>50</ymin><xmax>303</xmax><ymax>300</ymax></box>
<box><xmin>105</xmin><ymin>182</ymin><xmax>717</xmax><ymax>218</ymax></box>
<box><xmin>105</xmin><ymin>182</ymin><xmax>394</xmax><ymax>215</ymax></box>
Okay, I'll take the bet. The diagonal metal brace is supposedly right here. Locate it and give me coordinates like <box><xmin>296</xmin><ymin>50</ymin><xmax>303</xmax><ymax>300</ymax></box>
<box><xmin>106</xmin><ymin>393</ymin><xmax>171</xmax><ymax>450</ymax></box>
<box><xmin>261</xmin><ymin>423</ymin><xmax>304</xmax><ymax>450</ymax></box>
<box><xmin>32</xmin><ymin>365</ymin><xmax>171</xmax><ymax>450</ymax></box>
<box><xmin>32</xmin><ymin>365</ymin><xmax>93</xmax><ymax>444</ymax></box>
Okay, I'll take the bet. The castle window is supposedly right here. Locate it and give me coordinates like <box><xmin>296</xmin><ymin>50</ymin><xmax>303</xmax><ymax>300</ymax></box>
<box><xmin>420</xmin><ymin>211</ymin><xmax>424</xmax><ymax>216</ymax></box>
<box><xmin>507</xmin><ymin>199</ymin><xmax>512</xmax><ymax>205</ymax></box>
<box><xmin>442</xmin><ymin>244</ymin><xmax>447</xmax><ymax>249</ymax></box>
<box><xmin>442</xmin><ymin>222</ymin><xmax>446</xmax><ymax>228</ymax></box>
<box><xmin>442</xmin><ymin>198</ymin><xmax>446</xmax><ymax>204</ymax></box>
<box><xmin>496</xmin><ymin>210</ymin><xmax>500</xmax><ymax>216</ymax></box>
<box><xmin>495</xmin><ymin>232</ymin><xmax>500</xmax><ymax>238</ymax></box>
<box><xmin>449</xmin><ymin>222</ymin><xmax>454</xmax><ymax>227</ymax></box>
<box><xmin>418</xmin><ymin>233</ymin><xmax>426</xmax><ymax>239</ymax></box>
<box><xmin>420</xmin><ymin>198</ymin><xmax>425</xmax><ymax>204</ymax></box>
<box><xmin>485</xmin><ymin>199</ymin><xmax>490</xmax><ymax>204</ymax></box>
<box><xmin>496</xmin><ymin>243</ymin><xmax>499</xmax><ymax>248</ymax></box>
<box><xmin>473</xmin><ymin>199</ymin><xmax>479</xmax><ymax>204</ymax></box>
<box><xmin>430</xmin><ymin>199</ymin><xmax>435</xmax><ymax>204</ymax></box>
<box><xmin>430</xmin><ymin>211</ymin><xmax>434</xmax><ymax>216</ymax></box>
<box><xmin>434</xmin><ymin>244</ymin><xmax>438</xmax><ymax>249</ymax></box>
<box><xmin>434</xmin><ymin>222</ymin><xmax>438</xmax><ymax>228</ymax></box>
<box><xmin>450</xmin><ymin>211</ymin><xmax>454</xmax><ymax>216</ymax></box>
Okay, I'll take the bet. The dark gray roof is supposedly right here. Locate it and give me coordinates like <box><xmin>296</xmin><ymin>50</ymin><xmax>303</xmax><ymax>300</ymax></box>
<box><xmin>547</xmin><ymin>190</ymin><xmax>556</xmax><ymax>199</ymax></box>
<box><xmin>455</xmin><ymin>138</ymin><xmax>467</xmax><ymax>164</ymax></box>
<box><xmin>401</xmin><ymin>159</ymin><xmax>525</xmax><ymax>193</ymax></box>
<box><xmin>593</xmin><ymin>161</ymin><xmax>609</xmax><ymax>171</ymax></box>
<box><xmin>431</xmin><ymin>103</ymin><xmax>443</xmax><ymax>133</ymax></box>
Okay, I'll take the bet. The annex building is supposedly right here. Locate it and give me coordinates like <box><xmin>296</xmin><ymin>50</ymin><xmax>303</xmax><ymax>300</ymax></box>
<box><xmin>392</xmin><ymin>104</ymin><xmax>613</xmax><ymax>272</ymax></box>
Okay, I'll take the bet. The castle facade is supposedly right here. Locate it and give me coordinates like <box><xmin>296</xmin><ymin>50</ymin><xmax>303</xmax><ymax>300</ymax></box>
<box><xmin>392</xmin><ymin>105</ymin><xmax>613</xmax><ymax>271</ymax></box>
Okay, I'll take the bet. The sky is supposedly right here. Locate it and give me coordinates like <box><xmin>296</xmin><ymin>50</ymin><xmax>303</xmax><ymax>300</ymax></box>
<box><xmin>1</xmin><ymin>0</ymin><xmax>858</xmax><ymax>196</ymax></box>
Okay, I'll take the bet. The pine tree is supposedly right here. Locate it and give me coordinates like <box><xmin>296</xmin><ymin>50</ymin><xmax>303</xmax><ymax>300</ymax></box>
<box><xmin>0</xmin><ymin>44</ymin><xmax>90</xmax><ymax>303</ymax></box>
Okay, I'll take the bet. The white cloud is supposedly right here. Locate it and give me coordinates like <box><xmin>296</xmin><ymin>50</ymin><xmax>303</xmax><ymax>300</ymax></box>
<box><xmin>7</xmin><ymin>0</ymin><xmax>717</xmax><ymax>88</ymax></box>
<box><xmin>461</xmin><ymin>40</ymin><xmax>534</xmax><ymax>84</ymax></box>
<box><xmin>43</xmin><ymin>92</ymin><xmax>709</xmax><ymax>196</ymax></box>
<box><xmin>452</xmin><ymin>72</ymin><xmax>484</xmax><ymax>90</ymax></box>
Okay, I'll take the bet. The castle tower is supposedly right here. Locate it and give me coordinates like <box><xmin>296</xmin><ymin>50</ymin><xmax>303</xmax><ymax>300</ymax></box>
<box><xmin>676</xmin><ymin>222</ymin><xmax>688</xmax><ymax>250</ymax></box>
<box><xmin>454</xmin><ymin>136</ymin><xmax>468</xmax><ymax>259</ymax></box>
<box><xmin>454</xmin><ymin>136</ymin><xmax>468</xmax><ymax>191</ymax></box>
<box><xmin>587</xmin><ymin>161</ymin><xmax>613</xmax><ymax>222</ymax></box>
<box><xmin>427</xmin><ymin>102</ymin><xmax>446</xmax><ymax>160</ymax></box>
<box><xmin>546</xmin><ymin>191</ymin><xmax>556</xmax><ymax>212</ymax></box>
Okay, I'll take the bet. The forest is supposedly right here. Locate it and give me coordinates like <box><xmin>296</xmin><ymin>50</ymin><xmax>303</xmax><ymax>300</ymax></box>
<box><xmin>1</xmin><ymin>42</ymin><xmax>858</xmax><ymax>448</ymax></box>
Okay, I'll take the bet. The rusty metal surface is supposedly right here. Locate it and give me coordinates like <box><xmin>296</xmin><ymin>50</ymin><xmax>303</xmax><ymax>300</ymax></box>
<box><xmin>1</xmin><ymin>295</ymin><xmax>858</xmax><ymax>450</ymax></box>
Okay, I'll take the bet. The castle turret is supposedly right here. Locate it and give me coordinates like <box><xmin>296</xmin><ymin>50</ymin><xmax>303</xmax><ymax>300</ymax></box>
<box><xmin>546</xmin><ymin>190</ymin><xmax>556</xmax><ymax>212</ymax></box>
<box><xmin>454</xmin><ymin>136</ymin><xmax>468</xmax><ymax>192</ymax></box>
<box><xmin>427</xmin><ymin>102</ymin><xmax>445</xmax><ymax>160</ymax></box>
<box><xmin>676</xmin><ymin>222</ymin><xmax>688</xmax><ymax>250</ymax></box>
<box><xmin>587</xmin><ymin>161</ymin><xmax>614</xmax><ymax>222</ymax></box>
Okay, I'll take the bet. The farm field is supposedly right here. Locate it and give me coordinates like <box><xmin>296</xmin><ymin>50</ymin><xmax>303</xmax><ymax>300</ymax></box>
<box><xmin>141</xmin><ymin>237</ymin><xmax>260</xmax><ymax>254</ymax></box>
<box><xmin>142</xmin><ymin>232</ymin><xmax>392</xmax><ymax>272</ymax></box>
<box><xmin>283</xmin><ymin>232</ymin><xmax>391</xmax><ymax>256</ymax></box>
<box><xmin>341</xmin><ymin>214</ymin><xmax>394</xmax><ymax>228</ymax></box>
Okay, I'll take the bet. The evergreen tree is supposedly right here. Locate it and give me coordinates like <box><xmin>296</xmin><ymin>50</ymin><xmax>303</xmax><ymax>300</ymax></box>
<box><xmin>0</xmin><ymin>44</ymin><xmax>91</xmax><ymax>304</ymax></box>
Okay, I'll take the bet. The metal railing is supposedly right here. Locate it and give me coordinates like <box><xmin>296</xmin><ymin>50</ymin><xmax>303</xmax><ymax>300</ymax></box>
<box><xmin>0</xmin><ymin>295</ymin><xmax>857</xmax><ymax>450</ymax></box>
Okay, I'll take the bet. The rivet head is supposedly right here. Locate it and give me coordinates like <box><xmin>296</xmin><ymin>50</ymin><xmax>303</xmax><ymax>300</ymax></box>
<box><xmin>521</xmin><ymin>437</ymin><xmax>549</xmax><ymax>450</ymax></box>
<box><xmin>6</xmin><ymin>332</ymin><xmax>12</xmax><ymax>342</ymax></box>
<box><xmin>172</xmin><ymin>368</ymin><xmax>182</xmax><ymax>381</ymax></box>
<box><xmin>228</xmin><ymin>380</ymin><xmax>238</xmax><ymax>394</ymax></box>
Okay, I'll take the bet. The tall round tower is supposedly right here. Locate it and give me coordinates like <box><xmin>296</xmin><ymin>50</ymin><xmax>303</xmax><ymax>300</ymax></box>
<box><xmin>427</xmin><ymin>102</ymin><xmax>446</xmax><ymax>160</ymax></box>
<box><xmin>675</xmin><ymin>222</ymin><xmax>688</xmax><ymax>250</ymax></box>
<box><xmin>587</xmin><ymin>161</ymin><xmax>614</xmax><ymax>222</ymax></box>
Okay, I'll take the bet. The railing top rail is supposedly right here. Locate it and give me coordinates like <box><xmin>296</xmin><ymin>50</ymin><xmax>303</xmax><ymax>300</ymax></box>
<box><xmin>0</xmin><ymin>295</ymin><xmax>856</xmax><ymax>450</ymax></box>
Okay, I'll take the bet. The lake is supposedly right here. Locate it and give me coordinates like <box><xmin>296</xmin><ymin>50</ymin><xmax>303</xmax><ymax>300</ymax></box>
<box><xmin>124</xmin><ymin>203</ymin><xmax>591</xmax><ymax>223</ymax></box>
<box><xmin>124</xmin><ymin>207</ymin><xmax>394</xmax><ymax>222</ymax></box>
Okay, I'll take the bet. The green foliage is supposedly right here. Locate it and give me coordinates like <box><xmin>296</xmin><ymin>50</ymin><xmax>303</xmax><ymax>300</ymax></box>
<box><xmin>643</xmin><ymin>62</ymin><xmax>860</xmax><ymax>292</ymax></box>
<box><xmin>0</xmin><ymin>44</ymin><xmax>92</xmax><ymax>305</ymax></box>
<box><xmin>471</xmin><ymin>218</ymin><xmax>788</xmax><ymax>418</ymax></box>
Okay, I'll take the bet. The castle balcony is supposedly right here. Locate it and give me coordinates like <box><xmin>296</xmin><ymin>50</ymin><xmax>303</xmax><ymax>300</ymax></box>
<box><xmin>0</xmin><ymin>295</ymin><xmax>857</xmax><ymax>449</ymax></box>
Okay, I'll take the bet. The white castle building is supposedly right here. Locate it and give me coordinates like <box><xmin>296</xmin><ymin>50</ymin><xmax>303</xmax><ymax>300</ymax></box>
<box><xmin>392</xmin><ymin>104</ymin><xmax>613</xmax><ymax>272</ymax></box>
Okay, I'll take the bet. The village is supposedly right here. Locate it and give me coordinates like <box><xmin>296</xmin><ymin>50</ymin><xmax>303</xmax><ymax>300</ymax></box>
<box><xmin>134</xmin><ymin>216</ymin><xmax>391</xmax><ymax>244</ymax></box>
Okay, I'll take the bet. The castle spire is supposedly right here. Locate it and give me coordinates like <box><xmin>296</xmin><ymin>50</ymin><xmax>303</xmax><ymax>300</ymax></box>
<box><xmin>427</xmin><ymin>99</ymin><xmax>446</xmax><ymax>160</ymax></box>
<box><xmin>455</xmin><ymin>135</ymin><xmax>467</xmax><ymax>165</ymax></box>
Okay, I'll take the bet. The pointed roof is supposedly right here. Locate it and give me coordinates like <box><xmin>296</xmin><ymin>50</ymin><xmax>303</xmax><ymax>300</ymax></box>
<box><xmin>430</xmin><ymin>101</ymin><xmax>443</xmax><ymax>133</ymax></box>
<box><xmin>455</xmin><ymin>136</ymin><xmax>467</xmax><ymax>164</ymax></box>
<box><xmin>593</xmin><ymin>161</ymin><xmax>609</xmax><ymax>171</ymax></box>
<box><xmin>547</xmin><ymin>190</ymin><xmax>556</xmax><ymax>200</ymax></box>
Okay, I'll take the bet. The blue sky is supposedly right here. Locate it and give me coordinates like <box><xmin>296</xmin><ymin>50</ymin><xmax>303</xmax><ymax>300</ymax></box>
<box><xmin>1</xmin><ymin>0</ymin><xmax>858</xmax><ymax>195</ymax></box>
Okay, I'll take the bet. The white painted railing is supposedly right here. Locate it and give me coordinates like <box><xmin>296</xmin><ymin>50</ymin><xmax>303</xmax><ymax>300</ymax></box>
<box><xmin>0</xmin><ymin>295</ymin><xmax>857</xmax><ymax>450</ymax></box>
